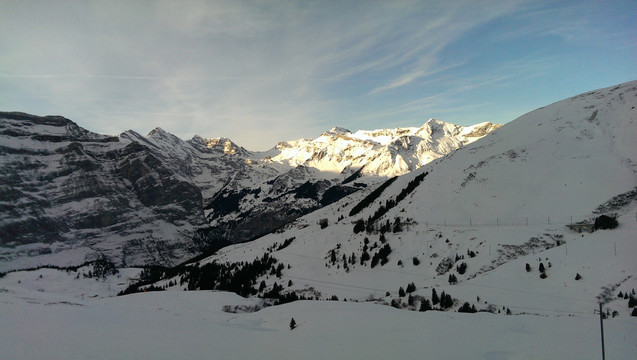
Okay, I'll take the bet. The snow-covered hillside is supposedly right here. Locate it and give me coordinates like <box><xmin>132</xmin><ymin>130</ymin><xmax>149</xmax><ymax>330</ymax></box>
<box><xmin>0</xmin><ymin>289</ymin><xmax>634</xmax><ymax>360</ymax></box>
<box><xmin>143</xmin><ymin>80</ymin><xmax>637</xmax><ymax>319</ymax></box>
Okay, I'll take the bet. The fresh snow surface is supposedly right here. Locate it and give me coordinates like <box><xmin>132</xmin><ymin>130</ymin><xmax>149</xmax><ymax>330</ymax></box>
<box><xmin>1</xmin><ymin>289</ymin><xmax>635</xmax><ymax>360</ymax></box>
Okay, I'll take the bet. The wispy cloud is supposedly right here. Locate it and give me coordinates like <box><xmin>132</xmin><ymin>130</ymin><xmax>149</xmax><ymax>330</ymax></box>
<box><xmin>1</xmin><ymin>0</ymin><xmax>635</xmax><ymax>149</ymax></box>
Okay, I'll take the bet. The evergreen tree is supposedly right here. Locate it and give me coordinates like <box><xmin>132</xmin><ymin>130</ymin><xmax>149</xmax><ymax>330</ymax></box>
<box><xmin>419</xmin><ymin>299</ymin><xmax>431</xmax><ymax>312</ymax></box>
<box><xmin>432</xmin><ymin>289</ymin><xmax>439</xmax><ymax>305</ymax></box>
<box><xmin>391</xmin><ymin>298</ymin><xmax>402</xmax><ymax>309</ymax></box>
<box><xmin>457</xmin><ymin>262</ymin><xmax>467</xmax><ymax>275</ymax></box>
<box><xmin>289</xmin><ymin>318</ymin><xmax>297</xmax><ymax>330</ymax></box>
<box><xmin>526</xmin><ymin>263</ymin><xmax>531</xmax><ymax>272</ymax></box>
<box><xmin>436</xmin><ymin>291</ymin><xmax>453</xmax><ymax>309</ymax></box>
<box><xmin>392</xmin><ymin>217</ymin><xmax>403</xmax><ymax>233</ymax></box>
<box><xmin>353</xmin><ymin>219</ymin><xmax>365</xmax><ymax>233</ymax></box>
<box><xmin>539</xmin><ymin>262</ymin><xmax>546</xmax><ymax>273</ymax></box>
<box><xmin>445</xmin><ymin>293</ymin><xmax>453</xmax><ymax>308</ymax></box>
<box><xmin>399</xmin><ymin>286</ymin><xmax>406</xmax><ymax>297</ymax></box>
<box><xmin>458</xmin><ymin>302</ymin><xmax>477</xmax><ymax>313</ymax></box>
<box><xmin>406</xmin><ymin>282</ymin><xmax>416</xmax><ymax>293</ymax></box>
<box><xmin>439</xmin><ymin>291</ymin><xmax>450</xmax><ymax>308</ymax></box>
<box><xmin>594</xmin><ymin>215</ymin><xmax>618</xmax><ymax>230</ymax></box>
<box><xmin>448</xmin><ymin>273</ymin><xmax>458</xmax><ymax>284</ymax></box>
<box><xmin>371</xmin><ymin>253</ymin><xmax>380</xmax><ymax>268</ymax></box>
<box><xmin>360</xmin><ymin>250</ymin><xmax>370</xmax><ymax>265</ymax></box>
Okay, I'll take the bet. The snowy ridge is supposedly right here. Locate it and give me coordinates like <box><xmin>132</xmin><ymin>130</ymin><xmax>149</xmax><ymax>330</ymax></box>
<box><xmin>268</xmin><ymin>119</ymin><xmax>501</xmax><ymax>177</ymax></box>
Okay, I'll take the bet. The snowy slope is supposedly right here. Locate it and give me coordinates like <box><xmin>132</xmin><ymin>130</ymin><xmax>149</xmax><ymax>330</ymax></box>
<box><xmin>164</xmin><ymin>80</ymin><xmax>637</xmax><ymax>320</ymax></box>
<box><xmin>0</xmin><ymin>289</ymin><xmax>634</xmax><ymax>360</ymax></box>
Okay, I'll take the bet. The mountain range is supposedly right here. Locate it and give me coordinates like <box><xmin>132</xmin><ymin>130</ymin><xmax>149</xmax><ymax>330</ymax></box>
<box><xmin>141</xmin><ymin>80</ymin><xmax>636</xmax><ymax>317</ymax></box>
<box><xmin>1</xmin><ymin>80</ymin><xmax>636</xmax><ymax>359</ymax></box>
<box><xmin>0</xmin><ymin>113</ymin><xmax>498</xmax><ymax>271</ymax></box>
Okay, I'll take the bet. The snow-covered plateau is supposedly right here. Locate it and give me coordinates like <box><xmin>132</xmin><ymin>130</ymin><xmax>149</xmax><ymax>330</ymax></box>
<box><xmin>1</xmin><ymin>80</ymin><xmax>637</xmax><ymax>359</ymax></box>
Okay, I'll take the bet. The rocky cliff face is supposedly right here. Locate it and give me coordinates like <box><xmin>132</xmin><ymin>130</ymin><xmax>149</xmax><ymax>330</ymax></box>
<box><xmin>0</xmin><ymin>113</ymin><xmax>207</xmax><ymax>270</ymax></box>
<box><xmin>0</xmin><ymin>112</ymin><xmax>498</xmax><ymax>270</ymax></box>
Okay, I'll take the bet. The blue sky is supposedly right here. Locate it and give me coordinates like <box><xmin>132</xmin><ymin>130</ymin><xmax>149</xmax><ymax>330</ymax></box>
<box><xmin>1</xmin><ymin>0</ymin><xmax>635</xmax><ymax>150</ymax></box>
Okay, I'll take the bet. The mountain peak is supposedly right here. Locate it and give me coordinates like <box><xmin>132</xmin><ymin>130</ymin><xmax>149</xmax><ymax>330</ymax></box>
<box><xmin>424</xmin><ymin>118</ymin><xmax>444</xmax><ymax>125</ymax></box>
<box><xmin>326</xmin><ymin>126</ymin><xmax>352</xmax><ymax>135</ymax></box>
<box><xmin>147</xmin><ymin>127</ymin><xmax>169</xmax><ymax>138</ymax></box>
<box><xmin>192</xmin><ymin>136</ymin><xmax>245</xmax><ymax>155</ymax></box>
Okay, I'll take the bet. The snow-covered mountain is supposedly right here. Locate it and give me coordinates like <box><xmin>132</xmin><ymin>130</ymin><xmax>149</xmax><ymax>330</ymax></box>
<box><xmin>0</xmin><ymin>114</ymin><xmax>209</xmax><ymax>270</ymax></box>
<box><xmin>1</xmin><ymin>80</ymin><xmax>636</xmax><ymax>359</ymax></box>
<box><xmin>200</xmin><ymin>119</ymin><xmax>500</xmax><ymax>245</ymax></box>
<box><xmin>0</xmin><ymin>113</ymin><xmax>495</xmax><ymax>271</ymax></box>
<box><xmin>268</xmin><ymin>119</ymin><xmax>499</xmax><ymax>177</ymax></box>
<box><xmin>141</xmin><ymin>80</ymin><xmax>637</xmax><ymax>320</ymax></box>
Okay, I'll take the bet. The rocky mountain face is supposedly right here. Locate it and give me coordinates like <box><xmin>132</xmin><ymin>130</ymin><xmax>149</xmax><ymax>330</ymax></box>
<box><xmin>0</xmin><ymin>112</ymin><xmax>498</xmax><ymax>270</ymax></box>
<box><xmin>0</xmin><ymin>113</ymin><xmax>208</xmax><ymax>269</ymax></box>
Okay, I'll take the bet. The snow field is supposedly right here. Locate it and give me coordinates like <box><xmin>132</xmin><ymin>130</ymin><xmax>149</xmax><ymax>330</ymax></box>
<box><xmin>0</xmin><ymin>289</ymin><xmax>635</xmax><ymax>360</ymax></box>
